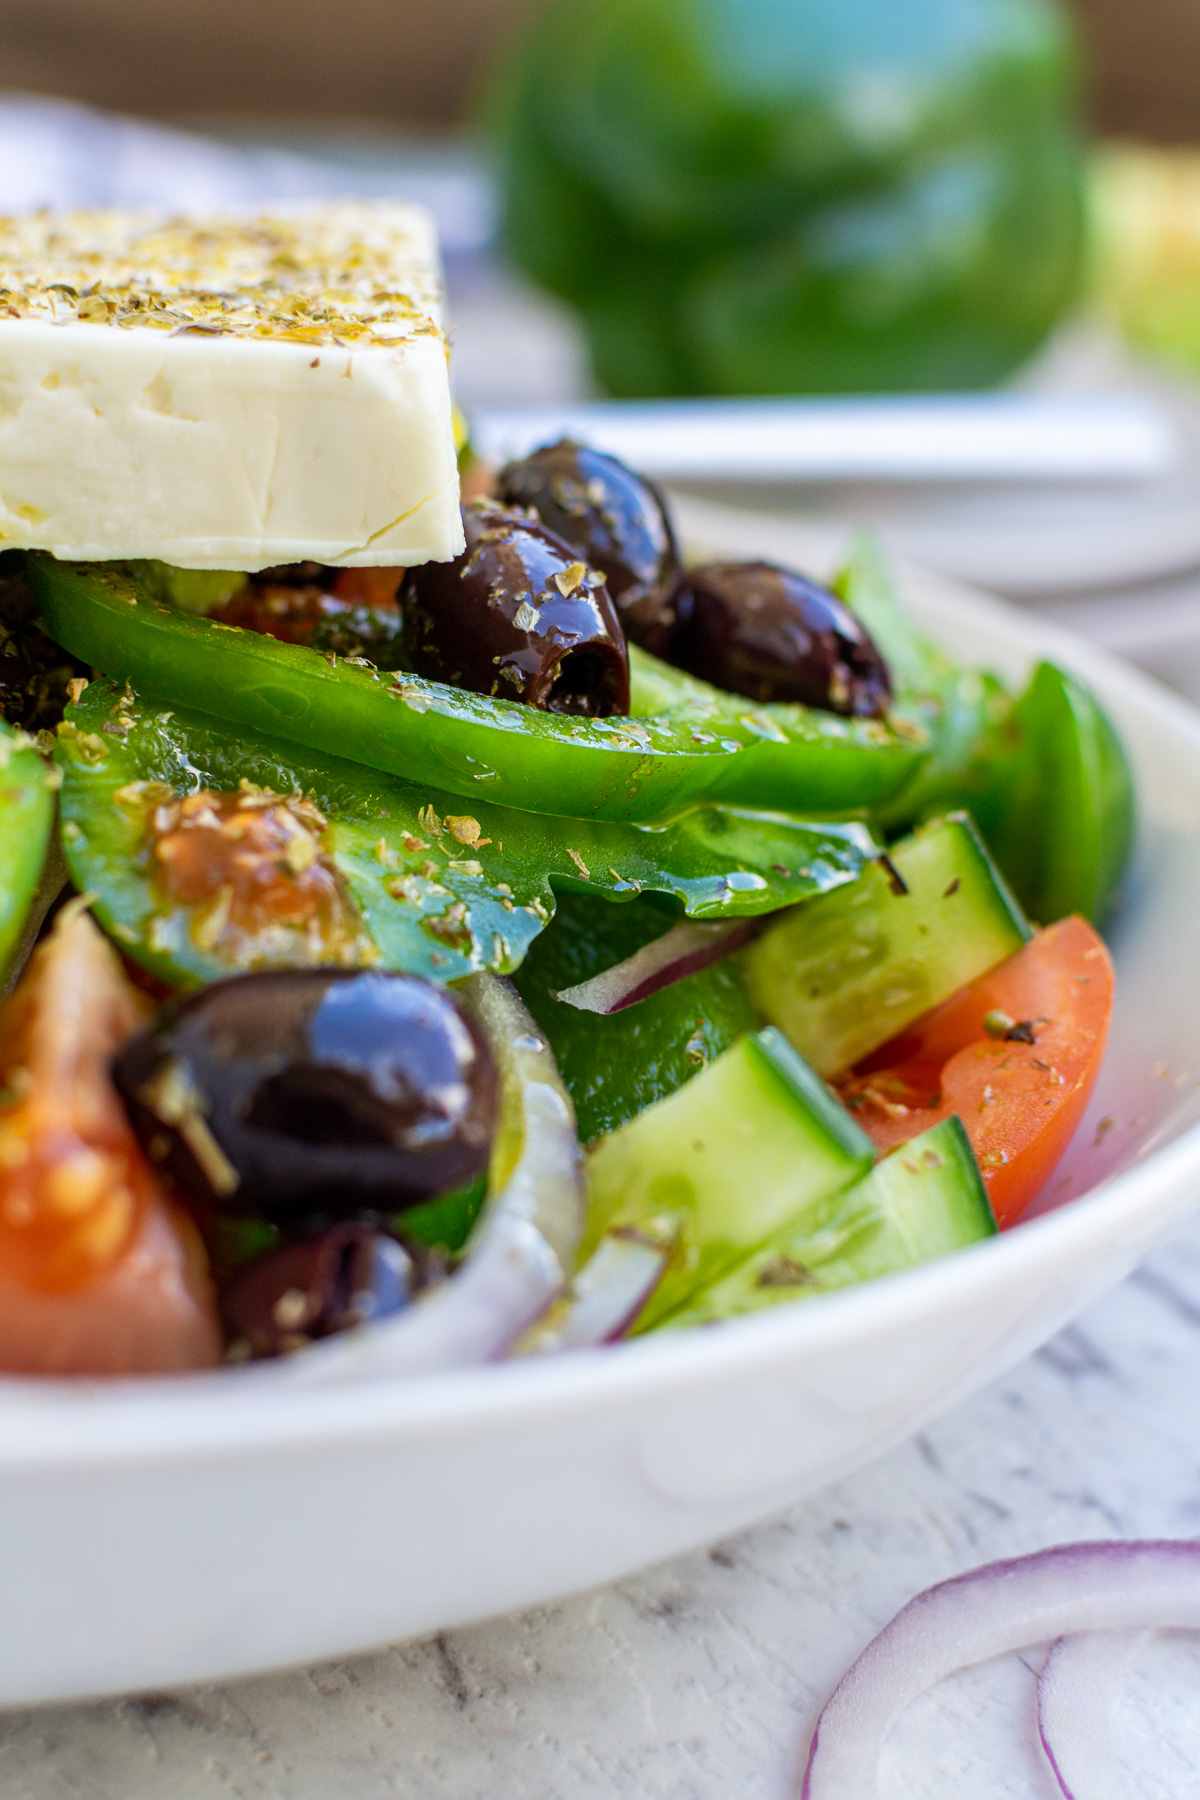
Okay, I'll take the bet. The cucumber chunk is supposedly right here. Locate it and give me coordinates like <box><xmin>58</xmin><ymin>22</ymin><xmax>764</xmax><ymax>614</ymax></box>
<box><xmin>582</xmin><ymin>1027</ymin><xmax>873</xmax><ymax>1331</ymax></box>
<box><xmin>744</xmin><ymin>812</ymin><xmax>1030</xmax><ymax>1078</ymax></box>
<box><xmin>661</xmin><ymin>1116</ymin><xmax>995</xmax><ymax>1328</ymax></box>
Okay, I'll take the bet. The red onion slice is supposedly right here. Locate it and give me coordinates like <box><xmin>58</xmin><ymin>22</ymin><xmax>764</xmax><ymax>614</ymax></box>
<box><xmin>279</xmin><ymin>975</ymin><xmax>585</xmax><ymax>1382</ymax></box>
<box><xmin>803</xmin><ymin>1541</ymin><xmax>1200</xmax><ymax>1800</ymax></box>
<box><xmin>514</xmin><ymin>1229</ymin><xmax>671</xmax><ymax>1354</ymax></box>
<box><xmin>554</xmin><ymin>916</ymin><xmax>761</xmax><ymax>1015</ymax></box>
<box><xmin>1038</xmin><ymin>1630</ymin><xmax>1151</xmax><ymax>1800</ymax></box>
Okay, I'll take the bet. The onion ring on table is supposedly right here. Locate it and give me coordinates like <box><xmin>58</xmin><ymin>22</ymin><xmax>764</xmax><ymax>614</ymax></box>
<box><xmin>802</xmin><ymin>1541</ymin><xmax>1200</xmax><ymax>1800</ymax></box>
<box><xmin>1037</xmin><ymin>1628</ymin><xmax>1153</xmax><ymax>1800</ymax></box>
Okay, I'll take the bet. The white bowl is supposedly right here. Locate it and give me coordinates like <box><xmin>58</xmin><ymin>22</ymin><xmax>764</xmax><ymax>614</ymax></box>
<box><xmin>4</xmin><ymin>506</ymin><xmax>1200</xmax><ymax>1708</ymax></box>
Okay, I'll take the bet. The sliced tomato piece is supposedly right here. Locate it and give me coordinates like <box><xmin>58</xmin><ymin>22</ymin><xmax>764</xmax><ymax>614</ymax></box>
<box><xmin>328</xmin><ymin>566</ymin><xmax>406</xmax><ymax>609</ymax></box>
<box><xmin>0</xmin><ymin>901</ymin><xmax>221</xmax><ymax>1374</ymax></box>
<box><xmin>837</xmin><ymin>916</ymin><xmax>1113</xmax><ymax>1228</ymax></box>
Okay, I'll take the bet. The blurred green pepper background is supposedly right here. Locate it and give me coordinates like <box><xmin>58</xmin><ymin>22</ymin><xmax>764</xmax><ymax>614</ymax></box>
<box><xmin>488</xmin><ymin>0</ymin><xmax>1086</xmax><ymax>397</ymax></box>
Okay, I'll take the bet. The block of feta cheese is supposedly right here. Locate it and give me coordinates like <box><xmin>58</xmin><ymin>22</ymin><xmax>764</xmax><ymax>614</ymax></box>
<box><xmin>0</xmin><ymin>203</ymin><xmax>463</xmax><ymax>569</ymax></box>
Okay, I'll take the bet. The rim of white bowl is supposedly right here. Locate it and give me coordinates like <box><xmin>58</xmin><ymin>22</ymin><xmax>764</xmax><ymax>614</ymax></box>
<box><xmin>1</xmin><ymin>532</ymin><xmax>1196</xmax><ymax>1469</ymax></box>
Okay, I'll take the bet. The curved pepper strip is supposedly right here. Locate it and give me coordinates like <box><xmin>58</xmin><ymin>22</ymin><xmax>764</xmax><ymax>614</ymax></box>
<box><xmin>32</xmin><ymin>557</ymin><xmax>925</xmax><ymax>825</ymax></box>
<box><xmin>55</xmin><ymin>680</ymin><xmax>877</xmax><ymax>991</ymax></box>
<box><xmin>836</xmin><ymin>538</ymin><xmax>1135</xmax><ymax>922</ymax></box>
<box><xmin>0</xmin><ymin>722</ymin><xmax>55</xmax><ymax>981</ymax></box>
<box><xmin>974</xmin><ymin>662</ymin><xmax>1134</xmax><ymax>927</ymax></box>
<box><xmin>834</xmin><ymin>536</ymin><xmax>1014</xmax><ymax>834</ymax></box>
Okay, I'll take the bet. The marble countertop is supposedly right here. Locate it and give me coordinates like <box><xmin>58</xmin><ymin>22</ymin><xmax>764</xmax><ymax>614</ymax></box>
<box><xmin>5</xmin><ymin>1208</ymin><xmax>1200</xmax><ymax>1800</ymax></box>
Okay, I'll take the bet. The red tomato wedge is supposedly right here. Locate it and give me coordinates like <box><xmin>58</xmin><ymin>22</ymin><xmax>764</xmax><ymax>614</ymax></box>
<box><xmin>0</xmin><ymin>901</ymin><xmax>221</xmax><ymax>1374</ymax></box>
<box><xmin>837</xmin><ymin>916</ymin><xmax>1113</xmax><ymax>1228</ymax></box>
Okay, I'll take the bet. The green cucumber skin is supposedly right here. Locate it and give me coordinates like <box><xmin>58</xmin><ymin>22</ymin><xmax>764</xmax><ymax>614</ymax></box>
<box><xmin>845</xmin><ymin>1114</ymin><xmax>996</xmax><ymax>1272</ymax></box>
<box><xmin>583</xmin><ymin>1029</ymin><xmax>873</xmax><ymax>1330</ymax></box>
<box><xmin>744</xmin><ymin>812</ymin><xmax>1031</xmax><ymax>1078</ymax></box>
<box><xmin>753</xmin><ymin>1025</ymin><xmax>878</xmax><ymax>1163</ymax></box>
<box><xmin>662</xmin><ymin>1116</ymin><xmax>996</xmax><ymax>1328</ymax></box>
<box><xmin>0</xmin><ymin>727</ymin><xmax>54</xmax><ymax>981</ymax></box>
<box><xmin>513</xmin><ymin>891</ymin><xmax>758</xmax><ymax>1144</ymax></box>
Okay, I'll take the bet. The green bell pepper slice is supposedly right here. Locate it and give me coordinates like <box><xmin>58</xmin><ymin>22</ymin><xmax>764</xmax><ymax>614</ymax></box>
<box><xmin>0</xmin><ymin>722</ymin><xmax>55</xmax><ymax>980</ymax></box>
<box><xmin>974</xmin><ymin>660</ymin><xmax>1133</xmax><ymax>926</ymax></box>
<box><xmin>55</xmin><ymin>679</ymin><xmax>877</xmax><ymax>991</ymax></box>
<box><xmin>513</xmin><ymin>890</ymin><xmax>758</xmax><ymax>1143</ymax></box>
<box><xmin>32</xmin><ymin>556</ymin><xmax>925</xmax><ymax>825</ymax></box>
<box><xmin>835</xmin><ymin>537</ymin><xmax>1134</xmax><ymax>922</ymax></box>
<box><xmin>834</xmin><ymin>536</ymin><xmax>1014</xmax><ymax>833</ymax></box>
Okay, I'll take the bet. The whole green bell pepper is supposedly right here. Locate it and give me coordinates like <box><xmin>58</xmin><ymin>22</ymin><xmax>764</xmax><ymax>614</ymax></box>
<box><xmin>32</xmin><ymin>556</ymin><xmax>924</xmax><ymax>824</ymax></box>
<box><xmin>55</xmin><ymin>679</ymin><xmax>877</xmax><ymax>991</ymax></box>
<box><xmin>489</xmin><ymin>0</ymin><xmax>1084</xmax><ymax>396</ymax></box>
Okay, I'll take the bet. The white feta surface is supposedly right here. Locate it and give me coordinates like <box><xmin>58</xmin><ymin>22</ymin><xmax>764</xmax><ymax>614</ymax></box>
<box><xmin>0</xmin><ymin>205</ymin><xmax>463</xmax><ymax>569</ymax></box>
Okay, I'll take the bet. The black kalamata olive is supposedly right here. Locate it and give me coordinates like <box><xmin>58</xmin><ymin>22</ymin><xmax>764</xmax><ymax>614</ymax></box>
<box><xmin>666</xmin><ymin>561</ymin><xmax>892</xmax><ymax>717</ymax></box>
<box><xmin>222</xmin><ymin>1223</ymin><xmax>413</xmax><ymax>1359</ymax></box>
<box><xmin>400</xmin><ymin>500</ymin><xmax>630</xmax><ymax>716</ymax></box>
<box><xmin>497</xmin><ymin>439</ymin><xmax>680</xmax><ymax>654</ymax></box>
<box><xmin>113</xmin><ymin>969</ymin><xmax>498</xmax><ymax>1223</ymax></box>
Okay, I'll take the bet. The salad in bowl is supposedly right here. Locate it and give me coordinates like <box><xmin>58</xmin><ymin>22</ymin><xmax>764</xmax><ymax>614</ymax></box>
<box><xmin>0</xmin><ymin>201</ymin><xmax>1131</xmax><ymax>1384</ymax></box>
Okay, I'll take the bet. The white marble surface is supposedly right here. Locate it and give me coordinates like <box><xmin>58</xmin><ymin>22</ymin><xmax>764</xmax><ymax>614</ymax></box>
<box><xmin>3</xmin><ymin>1207</ymin><xmax>1200</xmax><ymax>1799</ymax></box>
